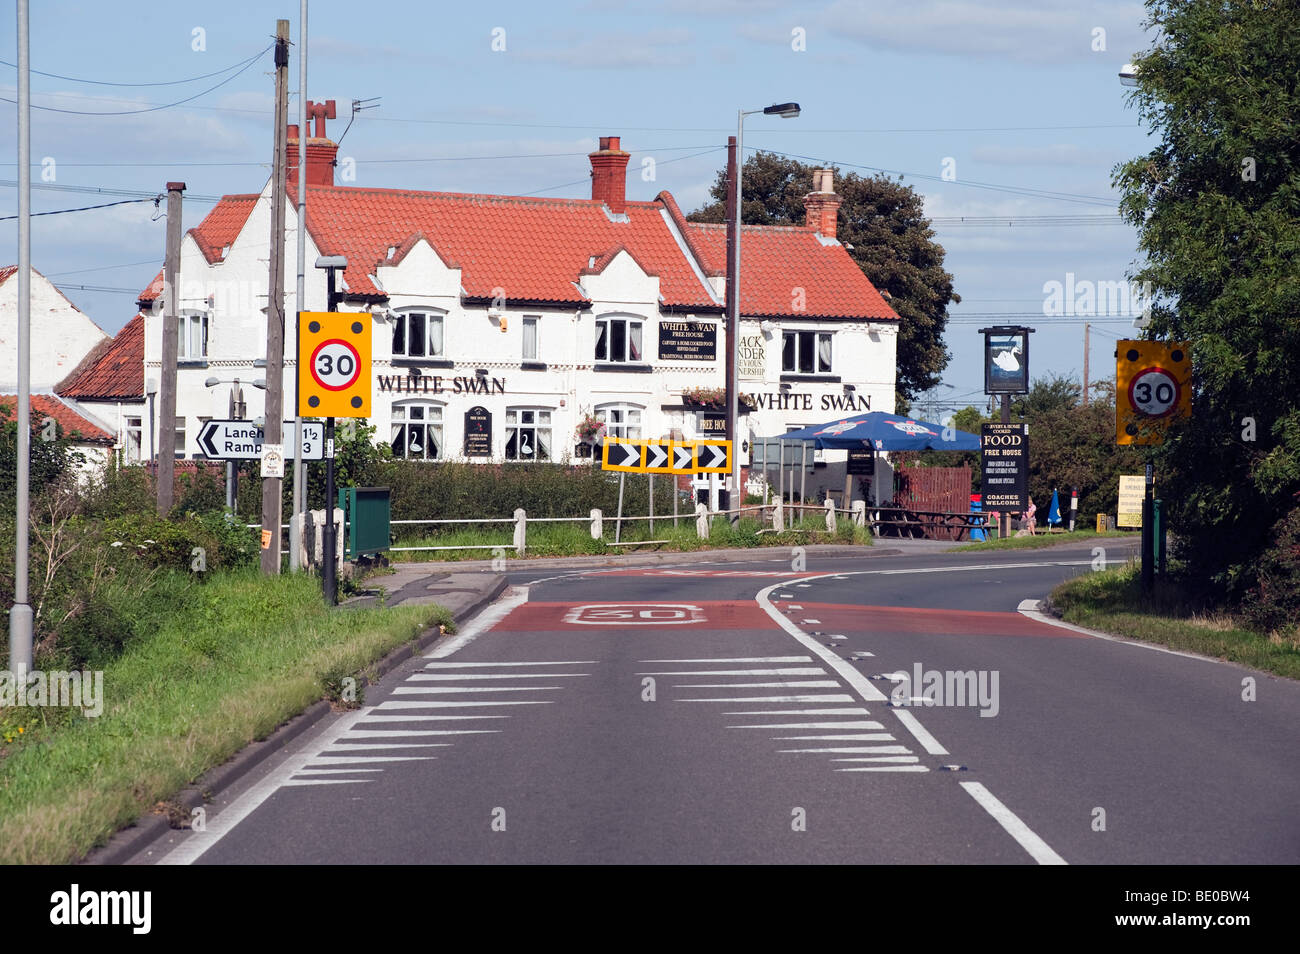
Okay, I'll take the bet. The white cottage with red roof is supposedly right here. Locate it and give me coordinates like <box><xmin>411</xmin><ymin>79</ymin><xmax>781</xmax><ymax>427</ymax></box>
<box><xmin>138</xmin><ymin>108</ymin><xmax>899</xmax><ymax>502</ymax></box>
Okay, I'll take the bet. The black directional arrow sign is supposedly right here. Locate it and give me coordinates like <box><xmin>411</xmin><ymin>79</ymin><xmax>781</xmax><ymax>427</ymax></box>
<box><xmin>696</xmin><ymin>440</ymin><xmax>731</xmax><ymax>474</ymax></box>
<box><xmin>601</xmin><ymin>439</ymin><xmax>643</xmax><ymax>472</ymax></box>
<box><xmin>671</xmin><ymin>443</ymin><xmax>695</xmax><ymax>474</ymax></box>
<box><xmin>644</xmin><ymin>442</ymin><xmax>670</xmax><ymax>473</ymax></box>
<box><xmin>197</xmin><ymin>420</ymin><xmax>325</xmax><ymax>461</ymax></box>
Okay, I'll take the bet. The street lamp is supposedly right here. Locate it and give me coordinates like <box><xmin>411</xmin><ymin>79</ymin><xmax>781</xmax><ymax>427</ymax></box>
<box><xmin>1119</xmin><ymin>63</ymin><xmax>1139</xmax><ymax>87</ymax></box>
<box><xmin>726</xmin><ymin>101</ymin><xmax>800</xmax><ymax>517</ymax></box>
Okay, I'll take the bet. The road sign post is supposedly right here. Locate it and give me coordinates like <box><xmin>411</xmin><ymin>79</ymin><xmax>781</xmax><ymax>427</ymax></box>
<box><xmin>299</xmin><ymin>309</ymin><xmax>371</xmax><ymax>605</ymax></box>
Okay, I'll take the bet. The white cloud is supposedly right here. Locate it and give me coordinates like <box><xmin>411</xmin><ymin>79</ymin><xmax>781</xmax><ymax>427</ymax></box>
<box><xmin>823</xmin><ymin>0</ymin><xmax>1150</xmax><ymax>64</ymax></box>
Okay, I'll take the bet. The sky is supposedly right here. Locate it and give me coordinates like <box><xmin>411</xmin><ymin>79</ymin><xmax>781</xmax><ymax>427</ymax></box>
<box><xmin>1</xmin><ymin>0</ymin><xmax>1159</xmax><ymax>416</ymax></box>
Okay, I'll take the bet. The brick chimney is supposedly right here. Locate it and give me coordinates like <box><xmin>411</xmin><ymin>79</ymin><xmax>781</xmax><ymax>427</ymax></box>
<box><xmin>287</xmin><ymin>99</ymin><xmax>339</xmax><ymax>187</ymax></box>
<box><xmin>803</xmin><ymin>168</ymin><xmax>841</xmax><ymax>238</ymax></box>
<box><xmin>589</xmin><ymin>136</ymin><xmax>631</xmax><ymax>214</ymax></box>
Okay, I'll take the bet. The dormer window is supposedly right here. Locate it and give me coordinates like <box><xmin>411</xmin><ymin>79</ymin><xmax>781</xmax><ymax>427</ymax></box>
<box><xmin>595</xmin><ymin>316</ymin><xmax>643</xmax><ymax>363</ymax></box>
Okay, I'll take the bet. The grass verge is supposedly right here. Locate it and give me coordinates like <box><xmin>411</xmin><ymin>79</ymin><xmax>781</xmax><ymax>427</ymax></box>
<box><xmin>1048</xmin><ymin>563</ymin><xmax>1300</xmax><ymax>680</ymax></box>
<box><xmin>0</xmin><ymin>569</ymin><xmax>451</xmax><ymax>864</ymax></box>
<box><xmin>948</xmin><ymin>529</ymin><xmax>1132</xmax><ymax>552</ymax></box>
<box><xmin>390</xmin><ymin>514</ymin><xmax>872</xmax><ymax>560</ymax></box>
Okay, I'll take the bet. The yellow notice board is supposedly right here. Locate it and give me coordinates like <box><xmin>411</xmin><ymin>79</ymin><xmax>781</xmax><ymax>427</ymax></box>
<box><xmin>1117</xmin><ymin>474</ymin><xmax>1145</xmax><ymax>527</ymax></box>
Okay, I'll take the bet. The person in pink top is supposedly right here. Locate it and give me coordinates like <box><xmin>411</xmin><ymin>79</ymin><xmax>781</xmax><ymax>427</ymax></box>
<box><xmin>1024</xmin><ymin>497</ymin><xmax>1037</xmax><ymax>535</ymax></box>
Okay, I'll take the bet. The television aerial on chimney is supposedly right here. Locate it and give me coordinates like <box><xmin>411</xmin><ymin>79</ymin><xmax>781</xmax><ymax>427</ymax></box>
<box><xmin>336</xmin><ymin>96</ymin><xmax>382</xmax><ymax>147</ymax></box>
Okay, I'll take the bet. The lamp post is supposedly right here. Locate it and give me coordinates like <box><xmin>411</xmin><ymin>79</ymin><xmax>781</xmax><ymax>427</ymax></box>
<box><xmin>9</xmin><ymin>0</ymin><xmax>32</xmax><ymax>674</ymax></box>
<box><xmin>205</xmin><ymin>375</ymin><xmax>266</xmax><ymax>514</ymax></box>
<box><xmin>726</xmin><ymin>101</ymin><xmax>799</xmax><ymax>519</ymax></box>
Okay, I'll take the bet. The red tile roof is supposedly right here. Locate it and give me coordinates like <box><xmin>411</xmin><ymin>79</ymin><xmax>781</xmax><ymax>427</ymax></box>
<box><xmin>56</xmin><ymin>312</ymin><xmax>144</xmax><ymax>401</ymax></box>
<box><xmin>136</xmin><ymin>179</ymin><xmax>899</xmax><ymax>322</ymax></box>
<box><xmin>191</xmin><ymin>193</ymin><xmax>259</xmax><ymax>263</ymax></box>
<box><xmin>297</xmin><ymin>185</ymin><xmax>719</xmax><ymax>308</ymax></box>
<box><xmin>137</xmin><ymin>193</ymin><xmax>259</xmax><ymax>303</ymax></box>
<box><xmin>685</xmin><ymin>223</ymin><xmax>899</xmax><ymax>320</ymax></box>
<box><xmin>0</xmin><ymin>394</ymin><xmax>114</xmax><ymax>443</ymax></box>
<box><xmin>0</xmin><ymin>264</ymin><xmax>17</xmax><ymax>286</ymax></box>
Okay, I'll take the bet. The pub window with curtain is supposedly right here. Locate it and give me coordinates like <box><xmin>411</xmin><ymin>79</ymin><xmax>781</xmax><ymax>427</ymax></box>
<box><xmin>782</xmin><ymin>330</ymin><xmax>833</xmax><ymax>374</ymax></box>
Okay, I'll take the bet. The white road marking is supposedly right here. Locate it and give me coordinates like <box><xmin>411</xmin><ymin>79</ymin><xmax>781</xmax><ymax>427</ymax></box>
<box><xmin>346</xmin><ymin>729</ymin><xmax>500</xmax><ymax>737</ymax></box>
<box><xmin>426</xmin><ymin>586</ymin><xmax>529</xmax><ymax>658</ymax></box>
<box><xmin>424</xmin><ymin>660</ymin><xmax>597</xmax><ymax>667</ymax></box>
<box><xmin>391</xmin><ymin>685</ymin><xmax>563</xmax><ymax>694</ymax></box>
<box><xmin>723</xmin><ymin>708</ymin><xmax>869</xmax><ymax>715</ymax></box>
<box><xmin>326</xmin><ymin>742</ymin><xmax>448</xmax><ymax>750</ymax></box>
<box><xmin>832</xmin><ymin>753</ymin><xmax>916</xmax><ymax>761</ymax></box>
<box><xmin>961</xmin><ymin>781</ymin><xmax>1068</xmax><ymax>865</ymax></box>
<box><xmin>786</xmin><ymin>604</ymin><xmax>804</xmax><ymax>609</ymax></box>
<box><xmin>292</xmin><ymin>767</ymin><xmax>385</xmax><ymax>775</ymax></box>
<box><xmin>778</xmin><ymin>743</ymin><xmax>898</xmax><ymax>752</ymax></box>
<box><xmin>891</xmin><ymin>710</ymin><xmax>950</xmax><ymax>755</ymax></box>
<box><xmin>727</xmin><ymin>721</ymin><xmax>885</xmax><ymax>730</ymax></box>
<box><xmin>408</xmin><ymin>673</ymin><xmax>588</xmax><ymax>680</ymax></box>
<box><xmin>753</xmin><ymin>581</ymin><xmax>888</xmax><ymax>703</ymax></box>
<box><xmin>156</xmin><ymin>707</ymin><xmax>373</xmax><ymax>865</ymax></box>
<box><xmin>773</xmin><ymin>734</ymin><xmax>897</xmax><ymax>741</ymax></box>
<box><xmin>641</xmin><ymin>656</ymin><xmax>813</xmax><ymax>663</ymax></box>
<box><xmin>637</xmin><ymin>668</ymin><xmax>826</xmax><ymax>676</ymax></box>
<box><xmin>309</xmin><ymin>755</ymin><xmax>438</xmax><ymax>764</ymax></box>
<box><xmin>801</xmin><ymin>619</ymin><xmax>822</xmax><ymax>624</ymax></box>
<box><xmin>674</xmin><ymin>681</ymin><xmax>841</xmax><ymax>689</ymax></box>
<box><xmin>837</xmin><ymin>765</ymin><xmax>930</xmax><ymax>773</ymax></box>
<box><xmin>679</xmin><ymin>694</ymin><xmax>856</xmax><ymax>703</ymax></box>
<box><xmin>359</xmin><ymin>714</ymin><xmax>509</xmax><ymax>722</ymax></box>
<box><xmin>281</xmin><ymin>778</ymin><xmax>373</xmax><ymax>787</ymax></box>
<box><xmin>377</xmin><ymin>700</ymin><xmax>552</xmax><ymax>709</ymax></box>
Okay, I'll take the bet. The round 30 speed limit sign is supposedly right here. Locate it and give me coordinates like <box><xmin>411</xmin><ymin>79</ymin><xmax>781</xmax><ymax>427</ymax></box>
<box><xmin>1128</xmin><ymin>366</ymin><xmax>1181</xmax><ymax>418</ymax></box>
<box><xmin>310</xmin><ymin>339</ymin><xmax>362</xmax><ymax>392</ymax></box>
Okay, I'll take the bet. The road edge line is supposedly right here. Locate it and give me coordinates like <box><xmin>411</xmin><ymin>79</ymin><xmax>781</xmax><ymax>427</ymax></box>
<box><xmin>1016</xmin><ymin>598</ymin><xmax>1240</xmax><ymax>665</ymax></box>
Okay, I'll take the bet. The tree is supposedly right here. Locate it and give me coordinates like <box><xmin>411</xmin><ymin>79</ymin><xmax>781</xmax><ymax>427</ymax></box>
<box><xmin>688</xmin><ymin>152</ymin><xmax>960</xmax><ymax>406</ymax></box>
<box><xmin>1113</xmin><ymin>0</ymin><xmax>1300</xmax><ymax>612</ymax></box>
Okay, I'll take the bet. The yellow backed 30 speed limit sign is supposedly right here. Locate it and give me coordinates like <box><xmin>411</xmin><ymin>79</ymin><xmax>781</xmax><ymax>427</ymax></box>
<box><xmin>298</xmin><ymin>312</ymin><xmax>371</xmax><ymax>418</ymax></box>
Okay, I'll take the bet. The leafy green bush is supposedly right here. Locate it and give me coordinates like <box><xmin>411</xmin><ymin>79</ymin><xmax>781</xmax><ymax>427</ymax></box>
<box><xmin>102</xmin><ymin>513</ymin><xmax>257</xmax><ymax>572</ymax></box>
<box><xmin>1242</xmin><ymin>507</ymin><xmax>1300</xmax><ymax>634</ymax></box>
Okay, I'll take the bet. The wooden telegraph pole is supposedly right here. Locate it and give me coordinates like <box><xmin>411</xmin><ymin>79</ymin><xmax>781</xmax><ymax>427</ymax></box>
<box><xmin>1083</xmin><ymin>322</ymin><xmax>1091</xmax><ymax>407</ymax></box>
<box><xmin>157</xmin><ymin>181</ymin><xmax>185</xmax><ymax>515</ymax></box>
<box><xmin>260</xmin><ymin>19</ymin><xmax>290</xmax><ymax>574</ymax></box>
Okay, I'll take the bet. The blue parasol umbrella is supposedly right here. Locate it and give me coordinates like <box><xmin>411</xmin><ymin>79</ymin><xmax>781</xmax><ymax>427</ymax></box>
<box><xmin>773</xmin><ymin>411</ymin><xmax>980</xmax><ymax>451</ymax></box>
<box><xmin>1047</xmin><ymin>489</ymin><xmax>1062</xmax><ymax>527</ymax></box>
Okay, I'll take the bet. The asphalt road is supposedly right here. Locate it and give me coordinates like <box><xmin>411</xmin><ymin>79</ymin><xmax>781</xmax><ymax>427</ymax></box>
<box><xmin>142</xmin><ymin>540</ymin><xmax>1300</xmax><ymax>865</ymax></box>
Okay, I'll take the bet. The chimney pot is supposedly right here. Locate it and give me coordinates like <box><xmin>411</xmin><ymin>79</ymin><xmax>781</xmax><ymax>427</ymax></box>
<box><xmin>803</xmin><ymin>168</ymin><xmax>841</xmax><ymax>239</ymax></box>
<box><xmin>589</xmin><ymin>135</ymin><xmax>631</xmax><ymax>214</ymax></box>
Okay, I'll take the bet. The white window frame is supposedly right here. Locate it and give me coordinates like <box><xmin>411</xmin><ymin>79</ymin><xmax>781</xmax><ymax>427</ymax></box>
<box><xmin>596</xmin><ymin>403</ymin><xmax>644</xmax><ymax>440</ymax></box>
<box><xmin>505</xmin><ymin>407</ymin><xmax>552</xmax><ymax>461</ymax></box>
<box><xmin>522</xmin><ymin>315</ymin><xmax>539</xmax><ymax>361</ymax></box>
<box><xmin>391</xmin><ymin>309</ymin><xmax>446</xmax><ymax>359</ymax></box>
<box><xmin>390</xmin><ymin>401</ymin><xmax>445</xmax><ymax>460</ymax></box>
<box><xmin>178</xmin><ymin>310</ymin><xmax>208</xmax><ymax>361</ymax></box>
<box><xmin>123</xmin><ymin>415</ymin><xmax>143</xmax><ymax>463</ymax></box>
<box><xmin>595</xmin><ymin>315</ymin><xmax>645</xmax><ymax>363</ymax></box>
<box><xmin>174</xmin><ymin>416</ymin><xmax>187</xmax><ymax>459</ymax></box>
<box><xmin>782</xmin><ymin>330</ymin><xmax>833</xmax><ymax>374</ymax></box>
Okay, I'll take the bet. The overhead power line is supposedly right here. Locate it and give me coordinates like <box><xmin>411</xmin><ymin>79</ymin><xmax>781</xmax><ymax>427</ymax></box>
<box><xmin>0</xmin><ymin>45</ymin><xmax>270</xmax><ymax>87</ymax></box>
<box><xmin>0</xmin><ymin>44</ymin><xmax>270</xmax><ymax>115</ymax></box>
<box><xmin>0</xmin><ymin>197</ymin><xmax>154</xmax><ymax>221</ymax></box>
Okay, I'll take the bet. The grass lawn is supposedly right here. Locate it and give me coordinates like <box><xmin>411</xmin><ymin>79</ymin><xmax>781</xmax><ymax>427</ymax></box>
<box><xmin>948</xmin><ymin>529</ymin><xmax>1132</xmax><ymax>552</ymax></box>
<box><xmin>0</xmin><ymin>569</ymin><xmax>451</xmax><ymax>864</ymax></box>
<box><xmin>1049</xmin><ymin>564</ymin><xmax>1300</xmax><ymax>680</ymax></box>
<box><xmin>389</xmin><ymin>513</ymin><xmax>872</xmax><ymax>560</ymax></box>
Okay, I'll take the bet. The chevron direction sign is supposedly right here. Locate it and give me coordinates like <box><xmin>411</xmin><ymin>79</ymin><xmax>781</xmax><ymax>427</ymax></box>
<box><xmin>694</xmin><ymin>439</ymin><xmax>731</xmax><ymax>474</ymax></box>
<box><xmin>601</xmin><ymin>437</ymin><xmax>732</xmax><ymax>475</ymax></box>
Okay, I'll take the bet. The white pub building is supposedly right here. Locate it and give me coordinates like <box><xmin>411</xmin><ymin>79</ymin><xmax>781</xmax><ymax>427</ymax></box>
<box><xmin>135</xmin><ymin>108</ymin><xmax>900</xmax><ymax>502</ymax></box>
